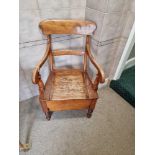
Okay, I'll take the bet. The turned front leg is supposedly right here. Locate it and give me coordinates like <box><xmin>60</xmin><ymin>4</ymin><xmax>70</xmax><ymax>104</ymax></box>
<box><xmin>38</xmin><ymin>74</ymin><xmax>51</xmax><ymax>120</ymax></box>
<box><xmin>87</xmin><ymin>99</ymin><xmax>97</xmax><ymax>118</ymax></box>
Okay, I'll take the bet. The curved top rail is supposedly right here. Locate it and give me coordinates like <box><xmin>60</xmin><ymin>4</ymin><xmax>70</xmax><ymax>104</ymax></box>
<box><xmin>39</xmin><ymin>19</ymin><xmax>97</xmax><ymax>35</ymax></box>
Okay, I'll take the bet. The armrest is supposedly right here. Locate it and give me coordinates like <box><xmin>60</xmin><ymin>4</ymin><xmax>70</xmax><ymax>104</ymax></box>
<box><xmin>32</xmin><ymin>67</ymin><xmax>40</xmax><ymax>84</ymax></box>
<box><xmin>86</xmin><ymin>37</ymin><xmax>105</xmax><ymax>83</ymax></box>
<box><xmin>32</xmin><ymin>40</ymin><xmax>50</xmax><ymax>84</ymax></box>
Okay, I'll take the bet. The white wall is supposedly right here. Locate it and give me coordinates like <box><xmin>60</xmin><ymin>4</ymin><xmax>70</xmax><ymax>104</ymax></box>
<box><xmin>19</xmin><ymin>0</ymin><xmax>86</xmax><ymax>101</ymax></box>
<box><xmin>85</xmin><ymin>0</ymin><xmax>135</xmax><ymax>79</ymax></box>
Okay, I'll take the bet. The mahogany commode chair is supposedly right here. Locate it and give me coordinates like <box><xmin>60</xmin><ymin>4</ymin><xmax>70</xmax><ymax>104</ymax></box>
<box><xmin>32</xmin><ymin>20</ymin><xmax>105</xmax><ymax>120</ymax></box>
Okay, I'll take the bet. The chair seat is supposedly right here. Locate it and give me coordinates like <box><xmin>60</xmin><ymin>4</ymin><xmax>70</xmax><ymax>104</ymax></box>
<box><xmin>44</xmin><ymin>69</ymin><xmax>98</xmax><ymax>101</ymax></box>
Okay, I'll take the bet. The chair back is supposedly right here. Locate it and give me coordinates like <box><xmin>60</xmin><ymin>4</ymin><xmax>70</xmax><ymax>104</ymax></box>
<box><xmin>39</xmin><ymin>20</ymin><xmax>96</xmax><ymax>71</ymax></box>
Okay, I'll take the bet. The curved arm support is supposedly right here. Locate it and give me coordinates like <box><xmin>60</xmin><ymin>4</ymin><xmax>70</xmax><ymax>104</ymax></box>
<box><xmin>86</xmin><ymin>36</ymin><xmax>105</xmax><ymax>84</ymax></box>
<box><xmin>32</xmin><ymin>36</ymin><xmax>51</xmax><ymax>84</ymax></box>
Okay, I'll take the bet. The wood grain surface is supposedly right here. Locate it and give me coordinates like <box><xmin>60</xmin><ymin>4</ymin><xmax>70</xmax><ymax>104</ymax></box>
<box><xmin>32</xmin><ymin>20</ymin><xmax>105</xmax><ymax>120</ymax></box>
<box><xmin>39</xmin><ymin>19</ymin><xmax>96</xmax><ymax>35</ymax></box>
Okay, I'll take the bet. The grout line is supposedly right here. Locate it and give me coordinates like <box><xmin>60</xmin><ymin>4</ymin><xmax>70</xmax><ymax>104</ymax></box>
<box><xmin>19</xmin><ymin>7</ymin><xmax>86</xmax><ymax>11</ymax></box>
<box><xmin>86</xmin><ymin>7</ymin><xmax>123</xmax><ymax>15</ymax></box>
<box><xmin>19</xmin><ymin>39</ymin><xmax>46</xmax><ymax>44</ymax></box>
<box><xmin>91</xmin><ymin>37</ymin><xmax>122</xmax><ymax>47</ymax></box>
<box><xmin>20</xmin><ymin>42</ymin><xmax>46</xmax><ymax>49</ymax></box>
<box><xmin>99</xmin><ymin>39</ymin><xmax>121</xmax><ymax>46</ymax></box>
<box><xmin>106</xmin><ymin>0</ymin><xmax>110</xmax><ymax>13</ymax></box>
<box><xmin>98</xmin><ymin>12</ymin><xmax>105</xmax><ymax>46</ymax></box>
<box><xmin>36</xmin><ymin>0</ymin><xmax>40</xmax><ymax>10</ymax></box>
<box><xmin>20</xmin><ymin>36</ymin><xmax>84</xmax><ymax>49</ymax></box>
<box><xmin>19</xmin><ymin>35</ymin><xmax>71</xmax><ymax>44</ymax></box>
<box><xmin>20</xmin><ymin>36</ymin><xmax>124</xmax><ymax>49</ymax></box>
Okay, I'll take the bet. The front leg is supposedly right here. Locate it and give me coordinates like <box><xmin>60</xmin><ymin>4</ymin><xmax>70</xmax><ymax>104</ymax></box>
<box><xmin>39</xmin><ymin>99</ymin><xmax>52</xmax><ymax>120</ymax></box>
<box><xmin>87</xmin><ymin>99</ymin><xmax>97</xmax><ymax>118</ymax></box>
<box><xmin>87</xmin><ymin>109</ymin><xmax>93</xmax><ymax>118</ymax></box>
<box><xmin>38</xmin><ymin>74</ymin><xmax>51</xmax><ymax>120</ymax></box>
<box><xmin>45</xmin><ymin>110</ymin><xmax>53</xmax><ymax>120</ymax></box>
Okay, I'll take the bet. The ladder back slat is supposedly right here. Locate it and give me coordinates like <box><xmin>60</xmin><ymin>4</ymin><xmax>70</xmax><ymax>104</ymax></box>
<box><xmin>52</xmin><ymin>50</ymin><xmax>85</xmax><ymax>56</ymax></box>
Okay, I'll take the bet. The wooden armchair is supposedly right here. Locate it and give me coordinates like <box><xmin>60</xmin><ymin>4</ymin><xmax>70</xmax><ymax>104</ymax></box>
<box><xmin>32</xmin><ymin>20</ymin><xmax>105</xmax><ymax>120</ymax></box>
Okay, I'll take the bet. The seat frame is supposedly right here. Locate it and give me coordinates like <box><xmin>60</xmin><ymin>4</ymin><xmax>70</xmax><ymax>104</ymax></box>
<box><xmin>32</xmin><ymin>20</ymin><xmax>105</xmax><ymax>120</ymax></box>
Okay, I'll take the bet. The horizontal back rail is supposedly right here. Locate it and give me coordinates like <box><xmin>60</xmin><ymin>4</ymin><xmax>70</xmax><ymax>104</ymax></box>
<box><xmin>52</xmin><ymin>50</ymin><xmax>85</xmax><ymax>56</ymax></box>
<box><xmin>39</xmin><ymin>19</ymin><xmax>96</xmax><ymax>35</ymax></box>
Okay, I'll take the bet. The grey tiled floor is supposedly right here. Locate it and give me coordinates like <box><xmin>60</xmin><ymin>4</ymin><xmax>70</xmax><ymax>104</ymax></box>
<box><xmin>19</xmin><ymin>87</ymin><xmax>134</xmax><ymax>155</ymax></box>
